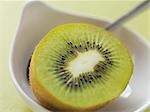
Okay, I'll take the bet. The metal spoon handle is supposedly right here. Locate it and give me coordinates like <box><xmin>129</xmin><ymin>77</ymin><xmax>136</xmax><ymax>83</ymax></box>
<box><xmin>105</xmin><ymin>0</ymin><xmax>150</xmax><ymax>31</ymax></box>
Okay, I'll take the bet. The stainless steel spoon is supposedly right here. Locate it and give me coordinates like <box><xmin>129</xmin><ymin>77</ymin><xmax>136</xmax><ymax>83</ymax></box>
<box><xmin>106</xmin><ymin>0</ymin><xmax>150</xmax><ymax>31</ymax></box>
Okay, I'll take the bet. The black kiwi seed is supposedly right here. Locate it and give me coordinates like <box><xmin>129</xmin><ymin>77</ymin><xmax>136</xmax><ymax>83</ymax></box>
<box><xmin>59</xmin><ymin>67</ymin><xmax>64</xmax><ymax>70</ymax></box>
<box><xmin>61</xmin><ymin>57</ymin><xmax>65</xmax><ymax>60</ymax></box>
<box><xmin>87</xmin><ymin>75</ymin><xmax>92</xmax><ymax>84</ymax></box>
<box><xmin>96</xmin><ymin>74</ymin><xmax>102</xmax><ymax>78</ymax></box>
<box><xmin>88</xmin><ymin>74</ymin><xmax>93</xmax><ymax>80</ymax></box>
<box><xmin>61</xmin><ymin>55</ymin><xmax>65</xmax><ymax>58</ymax></box>
<box><xmin>70</xmin><ymin>42</ymin><xmax>73</xmax><ymax>45</ymax></box>
<box><xmin>80</xmin><ymin>77</ymin><xmax>84</xmax><ymax>83</ymax></box>
<box><xmin>67</xmin><ymin>42</ymin><xmax>74</xmax><ymax>48</ymax></box>
<box><xmin>70</xmin><ymin>51</ymin><xmax>74</xmax><ymax>54</ymax></box>
<box><xmin>67</xmin><ymin>42</ymin><xmax>72</xmax><ymax>45</ymax></box>
<box><xmin>104</xmin><ymin>51</ymin><xmax>111</xmax><ymax>55</ymax></box>
<box><xmin>103</xmin><ymin>49</ymin><xmax>108</xmax><ymax>53</ymax></box>
<box><xmin>97</xmin><ymin>45</ymin><xmax>102</xmax><ymax>50</ymax></box>
<box><xmin>82</xmin><ymin>75</ymin><xmax>87</xmax><ymax>82</ymax></box>
<box><xmin>85</xmin><ymin>47</ymin><xmax>88</xmax><ymax>51</ymax></box>
<box><xmin>75</xmin><ymin>83</ymin><xmax>78</xmax><ymax>90</ymax></box>
<box><xmin>93</xmin><ymin>42</ymin><xmax>95</xmax><ymax>47</ymax></box>
<box><xmin>102</xmin><ymin>49</ymin><xmax>110</xmax><ymax>56</ymax></box>
<box><xmin>75</xmin><ymin>45</ymin><xmax>78</xmax><ymax>49</ymax></box>
<box><xmin>108</xmin><ymin>61</ymin><xmax>113</xmax><ymax>65</ymax></box>
<box><xmin>104</xmin><ymin>55</ymin><xmax>108</xmax><ymax>59</ymax></box>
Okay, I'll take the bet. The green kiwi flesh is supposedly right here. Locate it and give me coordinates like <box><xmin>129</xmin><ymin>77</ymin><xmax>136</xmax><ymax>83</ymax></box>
<box><xmin>29</xmin><ymin>23</ymin><xmax>133</xmax><ymax>111</ymax></box>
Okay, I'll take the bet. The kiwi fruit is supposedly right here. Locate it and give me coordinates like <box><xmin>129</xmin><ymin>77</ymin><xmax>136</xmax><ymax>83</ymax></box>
<box><xmin>29</xmin><ymin>23</ymin><xmax>133</xmax><ymax>111</ymax></box>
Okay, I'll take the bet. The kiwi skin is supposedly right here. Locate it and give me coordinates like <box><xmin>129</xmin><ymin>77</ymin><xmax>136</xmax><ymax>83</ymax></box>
<box><xmin>29</xmin><ymin>23</ymin><xmax>133</xmax><ymax>111</ymax></box>
<box><xmin>30</xmin><ymin>55</ymin><xmax>116</xmax><ymax>112</ymax></box>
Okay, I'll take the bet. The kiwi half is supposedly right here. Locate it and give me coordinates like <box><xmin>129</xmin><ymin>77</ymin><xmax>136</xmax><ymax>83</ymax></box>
<box><xmin>29</xmin><ymin>23</ymin><xmax>133</xmax><ymax>111</ymax></box>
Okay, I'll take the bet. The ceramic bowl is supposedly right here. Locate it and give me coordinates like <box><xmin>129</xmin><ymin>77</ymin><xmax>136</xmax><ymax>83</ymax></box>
<box><xmin>9</xmin><ymin>1</ymin><xmax>150</xmax><ymax>112</ymax></box>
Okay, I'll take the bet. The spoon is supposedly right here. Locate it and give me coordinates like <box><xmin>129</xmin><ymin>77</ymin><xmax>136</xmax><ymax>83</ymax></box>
<box><xmin>106</xmin><ymin>0</ymin><xmax>150</xmax><ymax>31</ymax></box>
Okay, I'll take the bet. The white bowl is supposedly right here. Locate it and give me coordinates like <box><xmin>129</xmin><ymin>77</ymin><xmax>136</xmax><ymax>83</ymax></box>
<box><xmin>9</xmin><ymin>1</ymin><xmax>150</xmax><ymax>112</ymax></box>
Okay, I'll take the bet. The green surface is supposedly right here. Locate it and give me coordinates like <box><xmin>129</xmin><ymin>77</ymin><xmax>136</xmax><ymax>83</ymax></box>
<box><xmin>0</xmin><ymin>1</ymin><xmax>149</xmax><ymax>112</ymax></box>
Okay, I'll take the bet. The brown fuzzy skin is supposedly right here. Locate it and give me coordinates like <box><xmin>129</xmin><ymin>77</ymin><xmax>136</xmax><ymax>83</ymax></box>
<box><xmin>29</xmin><ymin>56</ymin><xmax>117</xmax><ymax>112</ymax></box>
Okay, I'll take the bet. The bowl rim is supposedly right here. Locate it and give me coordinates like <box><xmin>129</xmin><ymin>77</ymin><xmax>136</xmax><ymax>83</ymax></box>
<box><xmin>9</xmin><ymin>1</ymin><xmax>150</xmax><ymax>112</ymax></box>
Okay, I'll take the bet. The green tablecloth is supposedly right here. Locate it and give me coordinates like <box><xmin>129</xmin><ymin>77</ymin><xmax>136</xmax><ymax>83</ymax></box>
<box><xmin>0</xmin><ymin>1</ymin><xmax>149</xmax><ymax>112</ymax></box>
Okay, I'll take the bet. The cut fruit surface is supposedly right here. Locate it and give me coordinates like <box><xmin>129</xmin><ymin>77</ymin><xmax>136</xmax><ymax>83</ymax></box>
<box><xmin>67</xmin><ymin>50</ymin><xmax>104</xmax><ymax>78</ymax></box>
<box><xmin>29</xmin><ymin>23</ymin><xmax>133</xmax><ymax>111</ymax></box>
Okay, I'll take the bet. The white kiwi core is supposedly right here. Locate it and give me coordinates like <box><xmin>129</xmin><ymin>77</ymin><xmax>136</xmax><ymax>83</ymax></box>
<box><xmin>67</xmin><ymin>50</ymin><xmax>104</xmax><ymax>78</ymax></box>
